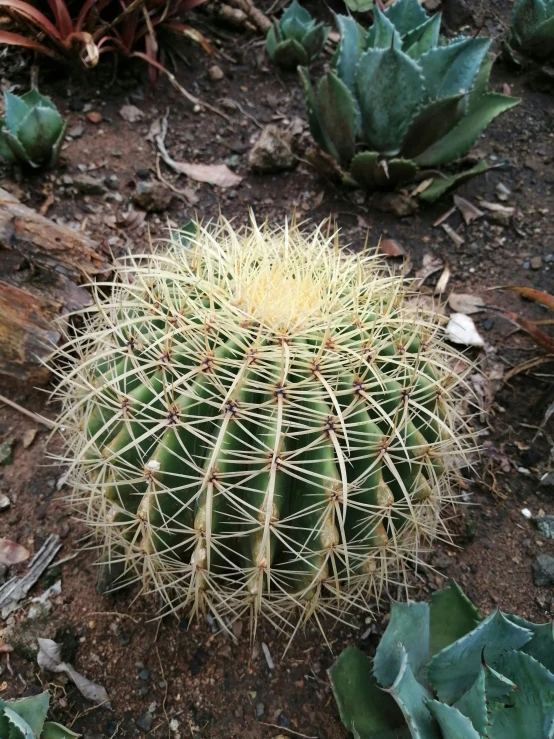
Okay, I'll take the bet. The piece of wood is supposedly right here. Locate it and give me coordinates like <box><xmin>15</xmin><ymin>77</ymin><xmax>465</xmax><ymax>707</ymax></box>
<box><xmin>0</xmin><ymin>187</ymin><xmax>108</xmax><ymax>279</ymax></box>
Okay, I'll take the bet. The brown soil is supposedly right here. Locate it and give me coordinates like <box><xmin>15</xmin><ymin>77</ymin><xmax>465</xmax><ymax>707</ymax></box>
<box><xmin>0</xmin><ymin>1</ymin><xmax>553</xmax><ymax>737</ymax></box>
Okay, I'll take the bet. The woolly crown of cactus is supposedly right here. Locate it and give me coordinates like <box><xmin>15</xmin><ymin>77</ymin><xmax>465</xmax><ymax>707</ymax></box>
<box><xmin>52</xmin><ymin>219</ymin><xmax>473</xmax><ymax>633</ymax></box>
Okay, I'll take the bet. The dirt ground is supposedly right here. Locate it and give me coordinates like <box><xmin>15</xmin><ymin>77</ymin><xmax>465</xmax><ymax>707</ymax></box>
<box><xmin>0</xmin><ymin>0</ymin><xmax>553</xmax><ymax>737</ymax></box>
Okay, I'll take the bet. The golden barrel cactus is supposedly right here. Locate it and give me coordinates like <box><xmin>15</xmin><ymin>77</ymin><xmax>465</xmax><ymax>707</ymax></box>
<box><xmin>53</xmin><ymin>219</ymin><xmax>473</xmax><ymax>631</ymax></box>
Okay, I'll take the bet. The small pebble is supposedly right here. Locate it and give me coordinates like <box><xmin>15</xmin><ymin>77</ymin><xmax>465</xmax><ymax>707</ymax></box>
<box><xmin>530</xmin><ymin>256</ymin><xmax>542</xmax><ymax>270</ymax></box>
<box><xmin>255</xmin><ymin>702</ymin><xmax>265</xmax><ymax>718</ymax></box>
<box><xmin>139</xmin><ymin>668</ymin><xmax>150</xmax><ymax>681</ymax></box>
<box><xmin>86</xmin><ymin>111</ymin><xmax>102</xmax><ymax>124</ymax></box>
<box><xmin>67</xmin><ymin>123</ymin><xmax>84</xmax><ymax>139</ymax></box>
<box><xmin>69</xmin><ymin>98</ymin><xmax>84</xmax><ymax>112</ymax></box>
<box><xmin>136</xmin><ymin>712</ymin><xmax>153</xmax><ymax>732</ymax></box>
<box><xmin>0</xmin><ymin>493</ymin><xmax>10</xmax><ymax>511</ymax></box>
<box><xmin>208</xmin><ymin>64</ymin><xmax>225</xmax><ymax>81</ymax></box>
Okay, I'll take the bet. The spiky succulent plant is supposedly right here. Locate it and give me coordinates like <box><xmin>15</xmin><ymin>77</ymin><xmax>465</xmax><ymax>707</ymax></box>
<box><xmin>330</xmin><ymin>581</ymin><xmax>554</xmax><ymax>738</ymax></box>
<box><xmin>301</xmin><ymin>0</ymin><xmax>519</xmax><ymax>201</ymax></box>
<box><xmin>52</xmin><ymin>219</ymin><xmax>473</xmax><ymax>631</ymax></box>
<box><xmin>507</xmin><ymin>0</ymin><xmax>554</xmax><ymax>61</ymax></box>
<box><xmin>266</xmin><ymin>1</ymin><xmax>330</xmax><ymax>70</ymax></box>
<box><xmin>0</xmin><ymin>90</ymin><xmax>67</xmax><ymax>169</ymax></box>
<box><xmin>0</xmin><ymin>691</ymin><xmax>78</xmax><ymax>739</ymax></box>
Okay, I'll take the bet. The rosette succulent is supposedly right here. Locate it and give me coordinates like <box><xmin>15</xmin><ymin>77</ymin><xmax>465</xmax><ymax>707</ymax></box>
<box><xmin>507</xmin><ymin>0</ymin><xmax>554</xmax><ymax>61</ymax></box>
<box><xmin>52</xmin><ymin>219</ymin><xmax>473</xmax><ymax>631</ymax></box>
<box><xmin>0</xmin><ymin>691</ymin><xmax>78</xmax><ymax>739</ymax></box>
<box><xmin>330</xmin><ymin>581</ymin><xmax>554</xmax><ymax>738</ymax></box>
<box><xmin>301</xmin><ymin>0</ymin><xmax>520</xmax><ymax>201</ymax></box>
<box><xmin>266</xmin><ymin>1</ymin><xmax>330</xmax><ymax>70</ymax></box>
<box><xmin>0</xmin><ymin>90</ymin><xmax>67</xmax><ymax>169</ymax></box>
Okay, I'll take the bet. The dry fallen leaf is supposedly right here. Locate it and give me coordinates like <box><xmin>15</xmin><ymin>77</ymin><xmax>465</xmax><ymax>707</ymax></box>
<box><xmin>116</xmin><ymin>210</ymin><xmax>146</xmax><ymax>231</ymax></box>
<box><xmin>448</xmin><ymin>293</ymin><xmax>486</xmax><ymax>315</ymax></box>
<box><xmin>0</xmin><ymin>538</ymin><xmax>31</xmax><ymax>566</ymax></box>
<box><xmin>38</xmin><ymin>638</ymin><xmax>111</xmax><ymax>708</ymax></box>
<box><xmin>505</xmin><ymin>286</ymin><xmax>554</xmax><ymax>310</ymax></box>
<box><xmin>442</xmin><ymin>223</ymin><xmax>465</xmax><ymax>247</ymax></box>
<box><xmin>414</xmin><ymin>254</ymin><xmax>443</xmax><ymax>286</ymax></box>
<box><xmin>22</xmin><ymin>428</ymin><xmax>37</xmax><ymax>449</ymax></box>
<box><xmin>454</xmin><ymin>195</ymin><xmax>483</xmax><ymax>225</ymax></box>
<box><xmin>503</xmin><ymin>312</ymin><xmax>554</xmax><ymax>353</ymax></box>
<box><xmin>445</xmin><ymin>313</ymin><xmax>485</xmax><ymax>347</ymax></box>
<box><xmin>379</xmin><ymin>238</ymin><xmax>406</xmax><ymax>257</ymax></box>
<box><xmin>119</xmin><ymin>104</ymin><xmax>144</xmax><ymax>123</ymax></box>
<box><xmin>434</xmin><ymin>264</ymin><xmax>451</xmax><ymax>295</ymax></box>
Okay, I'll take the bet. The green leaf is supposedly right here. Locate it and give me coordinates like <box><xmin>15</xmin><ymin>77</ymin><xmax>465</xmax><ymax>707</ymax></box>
<box><xmin>427</xmin><ymin>610</ymin><xmax>532</xmax><ymax>704</ymax></box>
<box><xmin>414</xmin><ymin>93</ymin><xmax>520</xmax><ymax>167</ymax></box>
<box><xmin>4</xmin><ymin>706</ymin><xmax>34</xmax><ymax>739</ymax></box>
<box><xmin>334</xmin><ymin>14</ymin><xmax>366</xmax><ymax>91</ymax></box>
<box><xmin>6</xmin><ymin>693</ymin><xmax>50</xmax><ymax>737</ymax></box>
<box><xmin>21</xmin><ymin>90</ymin><xmax>57</xmax><ymax>111</ymax></box>
<box><xmin>374</xmin><ymin>602</ymin><xmax>430</xmax><ymax>687</ymax></box>
<box><xmin>4</xmin><ymin>91</ymin><xmax>29</xmax><ymax>134</ymax></box>
<box><xmin>400</xmin><ymin>94</ymin><xmax>465</xmax><ymax>161</ymax></box>
<box><xmin>429</xmin><ymin>581</ymin><xmax>481</xmax><ymax>656</ymax></box>
<box><xmin>417</xmin><ymin>160</ymin><xmax>489</xmax><ymax>202</ymax></box>
<box><xmin>426</xmin><ymin>701</ymin><xmax>481</xmax><ymax>739</ymax></box>
<box><xmin>506</xmin><ymin>614</ymin><xmax>554</xmax><ymax>673</ymax></box>
<box><xmin>344</xmin><ymin>0</ymin><xmax>374</xmax><ymax>12</ymax></box>
<box><xmin>328</xmin><ymin>646</ymin><xmax>409</xmax><ymax>739</ymax></box>
<box><xmin>266</xmin><ymin>23</ymin><xmax>280</xmax><ymax>60</ymax></box>
<box><xmin>372</xmin><ymin>8</ymin><xmax>402</xmax><ymax>49</ymax></box>
<box><xmin>317</xmin><ymin>72</ymin><xmax>357</xmax><ymax>164</ymax></box>
<box><xmin>302</xmin><ymin>24</ymin><xmax>329</xmax><ymax>61</ymax></box>
<box><xmin>419</xmin><ymin>37</ymin><xmax>490</xmax><ymax>101</ymax></box>
<box><xmin>512</xmin><ymin>0</ymin><xmax>547</xmax><ymax>45</ymax></box>
<box><xmin>0</xmin><ymin>125</ymin><xmax>17</xmax><ymax>163</ymax></box>
<box><xmin>300</xmin><ymin>68</ymin><xmax>337</xmax><ymax>159</ymax></box>
<box><xmin>350</xmin><ymin>151</ymin><xmax>379</xmax><ymax>188</ymax></box>
<box><xmin>48</xmin><ymin>119</ymin><xmax>67</xmax><ymax>169</ymax></box>
<box><xmin>273</xmin><ymin>38</ymin><xmax>309</xmax><ymax>68</ymax></box>
<box><xmin>404</xmin><ymin>14</ymin><xmax>441</xmax><ymax>59</ymax></box>
<box><xmin>280</xmin><ymin>0</ymin><xmax>312</xmax><ymax>27</ymax></box>
<box><xmin>488</xmin><ymin>651</ymin><xmax>554</xmax><ymax>739</ymax></box>
<box><xmin>3</xmin><ymin>128</ymin><xmax>33</xmax><ymax>166</ymax></box>
<box><xmin>355</xmin><ymin>46</ymin><xmax>424</xmax><ymax>155</ymax></box>
<box><xmin>16</xmin><ymin>105</ymin><xmax>64</xmax><ymax>167</ymax></box>
<box><xmin>519</xmin><ymin>13</ymin><xmax>554</xmax><ymax>59</ymax></box>
<box><xmin>453</xmin><ymin>666</ymin><xmax>488</xmax><ymax>735</ymax></box>
<box><xmin>42</xmin><ymin>721</ymin><xmax>81</xmax><ymax>739</ymax></box>
<box><xmin>384</xmin><ymin>0</ymin><xmax>428</xmax><ymax>35</ymax></box>
<box><xmin>482</xmin><ymin>661</ymin><xmax>517</xmax><ymax>701</ymax></box>
<box><xmin>386</xmin><ymin>646</ymin><xmax>440</xmax><ymax>739</ymax></box>
<box><xmin>373</xmin><ymin>157</ymin><xmax>418</xmax><ymax>187</ymax></box>
<box><xmin>467</xmin><ymin>56</ymin><xmax>492</xmax><ymax>112</ymax></box>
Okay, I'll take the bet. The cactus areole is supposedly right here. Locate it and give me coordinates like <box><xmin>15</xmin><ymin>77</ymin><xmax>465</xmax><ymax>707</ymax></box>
<box><xmin>53</xmin><ymin>220</ymin><xmax>472</xmax><ymax>631</ymax></box>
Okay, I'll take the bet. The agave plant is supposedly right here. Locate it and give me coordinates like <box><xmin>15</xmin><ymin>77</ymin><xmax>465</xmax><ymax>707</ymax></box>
<box><xmin>330</xmin><ymin>581</ymin><xmax>554</xmax><ymax>738</ymax></box>
<box><xmin>51</xmin><ymin>218</ymin><xmax>474</xmax><ymax>632</ymax></box>
<box><xmin>507</xmin><ymin>0</ymin><xmax>554</xmax><ymax>62</ymax></box>
<box><xmin>0</xmin><ymin>90</ymin><xmax>67</xmax><ymax>168</ymax></box>
<box><xmin>301</xmin><ymin>0</ymin><xmax>520</xmax><ymax>201</ymax></box>
<box><xmin>266</xmin><ymin>1</ymin><xmax>330</xmax><ymax>70</ymax></box>
<box><xmin>0</xmin><ymin>691</ymin><xmax>78</xmax><ymax>739</ymax></box>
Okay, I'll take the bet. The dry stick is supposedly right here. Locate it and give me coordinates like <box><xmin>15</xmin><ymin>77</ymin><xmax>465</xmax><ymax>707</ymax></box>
<box><xmin>92</xmin><ymin>0</ymin><xmax>144</xmax><ymax>41</ymax></box>
<box><xmin>258</xmin><ymin>723</ymin><xmax>317</xmax><ymax>739</ymax></box>
<box><xmin>0</xmin><ymin>393</ymin><xmax>56</xmax><ymax>429</ymax></box>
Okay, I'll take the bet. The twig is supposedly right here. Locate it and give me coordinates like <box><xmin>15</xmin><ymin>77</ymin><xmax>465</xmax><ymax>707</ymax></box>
<box><xmin>48</xmin><ymin>552</ymin><xmax>79</xmax><ymax>570</ymax></box>
<box><xmin>155</xmin><ymin>155</ymin><xmax>197</xmax><ymax>203</ymax></box>
<box><xmin>0</xmin><ymin>393</ymin><xmax>55</xmax><ymax>429</ymax></box>
<box><xmin>89</xmin><ymin>611</ymin><xmax>140</xmax><ymax>624</ymax></box>
<box><xmin>258</xmin><ymin>723</ymin><xmax>317</xmax><ymax>739</ymax></box>
<box><xmin>68</xmin><ymin>700</ymin><xmax>110</xmax><ymax>728</ymax></box>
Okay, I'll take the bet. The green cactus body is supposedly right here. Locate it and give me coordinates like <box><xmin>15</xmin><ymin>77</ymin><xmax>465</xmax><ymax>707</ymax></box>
<box><xmin>266</xmin><ymin>1</ymin><xmax>330</xmax><ymax>70</ymax></box>
<box><xmin>0</xmin><ymin>90</ymin><xmax>67</xmax><ymax>169</ymax></box>
<box><xmin>53</xmin><ymin>220</ymin><xmax>472</xmax><ymax>629</ymax></box>
<box><xmin>301</xmin><ymin>0</ymin><xmax>519</xmax><ymax>201</ymax></box>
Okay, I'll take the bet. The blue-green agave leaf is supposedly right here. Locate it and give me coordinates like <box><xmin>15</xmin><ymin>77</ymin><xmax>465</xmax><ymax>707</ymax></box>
<box><xmin>506</xmin><ymin>614</ymin><xmax>554</xmax><ymax>673</ymax></box>
<box><xmin>302</xmin><ymin>24</ymin><xmax>329</xmax><ymax>60</ymax></box>
<box><xmin>520</xmin><ymin>14</ymin><xmax>554</xmax><ymax>58</ymax></box>
<box><xmin>453</xmin><ymin>665</ymin><xmax>488</xmax><ymax>735</ymax></box>
<box><xmin>2</xmin><ymin>129</ymin><xmax>33</xmax><ymax>166</ymax></box>
<box><xmin>355</xmin><ymin>46</ymin><xmax>424</xmax><ymax>155</ymax></box>
<box><xmin>344</xmin><ymin>0</ymin><xmax>374</xmax><ymax>12</ymax></box>
<box><xmin>372</xmin><ymin>8</ymin><xmax>402</xmax><ymax>49</ymax></box>
<box><xmin>373</xmin><ymin>158</ymin><xmax>418</xmax><ymax>187</ymax></box>
<box><xmin>403</xmin><ymin>14</ymin><xmax>442</xmax><ymax>59</ymax></box>
<box><xmin>386</xmin><ymin>646</ymin><xmax>440</xmax><ymax>739</ymax></box>
<box><xmin>427</xmin><ymin>610</ymin><xmax>532</xmax><ymax>704</ymax></box>
<box><xmin>328</xmin><ymin>646</ymin><xmax>409</xmax><ymax>739</ymax></box>
<box><xmin>266</xmin><ymin>23</ymin><xmax>281</xmax><ymax>59</ymax></box>
<box><xmin>273</xmin><ymin>38</ymin><xmax>309</xmax><ymax>68</ymax></box>
<box><xmin>281</xmin><ymin>14</ymin><xmax>311</xmax><ymax>43</ymax></box>
<box><xmin>400</xmin><ymin>94</ymin><xmax>465</xmax><ymax>161</ymax></box>
<box><xmin>16</xmin><ymin>106</ymin><xmax>64</xmax><ymax>167</ymax></box>
<box><xmin>512</xmin><ymin>0</ymin><xmax>547</xmax><ymax>46</ymax></box>
<box><xmin>374</xmin><ymin>602</ymin><xmax>430</xmax><ymax>687</ymax></box>
<box><xmin>317</xmin><ymin>72</ymin><xmax>357</xmax><ymax>164</ymax></box>
<box><xmin>0</xmin><ymin>697</ymin><xmax>9</xmax><ymax>736</ymax></box>
<box><xmin>419</xmin><ymin>37</ymin><xmax>490</xmax><ymax>101</ymax></box>
<box><xmin>417</xmin><ymin>160</ymin><xmax>489</xmax><ymax>202</ymax></box>
<box><xmin>488</xmin><ymin>651</ymin><xmax>554</xmax><ymax>739</ymax></box>
<box><xmin>21</xmin><ymin>90</ymin><xmax>57</xmax><ymax>111</ymax></box>
<box><xmin>334</xmin><ymin>14</ymin><xmax>366</xmax><ymax>91</ymax></box>
<box><xmin>0</xmin><ymin>123</ymin><xmax>17</xmax><ymax>163</ymax></box>
<box><xmin>467</xmin><ymin>55</ymin><xmax>492</xmax><ymax>113</ymax></box>
<box><xmin>4</xmin><ymin>707</ymin><xmax>35</xmax><ymax>739</ymax></box>
<box><xmin>349</xmin><ymin>151</ymin><xmax>379</xmax><ymax>188</ymax></box>
<box><xmin>429</xmin><ymin>581</ymin><xmax>481</xmax><ymax>656</ymax></box>
<box><xmin>5</xmin><ymin>692</ymin><xmax>50</xmax><ymax>737</ymax></box>
<box><xmin>4</xmin><ymin>91</ymin><xmax>29</xmax><ymax>134</ymax></box>
<box><xmin>42</xmin><ymin>722</ymin><xmax>81</xmax><ymax>739</ymax></box>
<box><xmin>281</xmin><ymin>0</ymin><xmax>312</xmax><ymax>27</ymax></box>
<box><xmin>482</xmin><ymin>661</ymin><xmax>517</xmax><ymax>701</ymax></box>
<box><xmin>414</xmin><ymin>92</ymin><xmax>519</xmax><ymax>167</ymax></box>
<box><xmin>300</xmin><ymin>68</ymin><xmax>338</xmax><ymax>159</ymax></box>
<box><xmin>426</xmin><ymin>701</ymin><xmax>481</xmax><ymax>739</ymax></box>
<box><xmin>384</xmin><ymin>0</ymin><xmax>428</xmax><ymax>36</ymax></box>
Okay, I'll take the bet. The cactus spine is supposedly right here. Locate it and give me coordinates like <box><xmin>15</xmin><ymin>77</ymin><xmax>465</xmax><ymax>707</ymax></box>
<box><xmin>53</xmin><ymin>219</ymin><xmax>473</xmax><ymax>631</ymax></box>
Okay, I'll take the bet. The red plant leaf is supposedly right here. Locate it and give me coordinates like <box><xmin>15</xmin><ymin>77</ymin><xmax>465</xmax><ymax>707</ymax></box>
<box><xmin>46</xmin><ymin>0</ymin><xmax>73</xmax><ymax>39</ymax></box>
<box><xmin>503</xmin><ymin>311</ymin><xmax>554</xmax><ymax>354</ymax></box>
<box><xmin>505</xmin><ymin>286</ymin><xmax>554</xmax><ymax>311</ymax></box>
<box><xmin>0</xmin><ymin>538</ymin><xmax>31</xmax><ymax>565</ymax></box>
<box><xmin>0</xmin><ymin>0</ymin><xmax>63</xmax><ymax>42</ymax></box>
<box><xmin>0</xmin><ymin>29</ymin><xmax>61</xmax><ymax>57</ymax></box>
